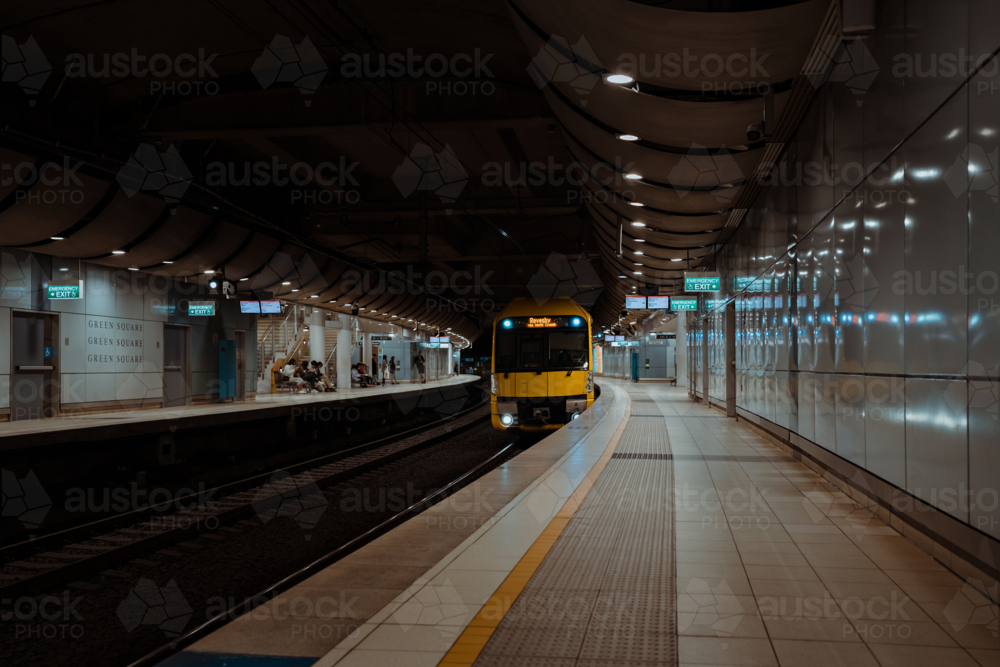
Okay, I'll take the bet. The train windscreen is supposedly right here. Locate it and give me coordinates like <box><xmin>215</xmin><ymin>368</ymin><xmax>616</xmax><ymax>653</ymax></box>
<box><xmin>494</xmin><ymin>328</ymin><xmax>588</xmax><ymax>372</ymax></box>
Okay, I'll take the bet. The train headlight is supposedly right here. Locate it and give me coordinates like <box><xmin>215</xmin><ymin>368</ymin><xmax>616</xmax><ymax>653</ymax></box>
<box><xmin>572</xmin><ymin>317</ymin><xmax>581</xmax><ymax>326</ymax></box>
<box><xmin>585</xmin><ymin>371</ymin><xmax>594</xmax><ymax>393</ymax></box>
<box><xmin>571</xmin><ymin>412</ymin><xmax>581</xmax><ymax>420</ymax></box>
<box><xmin>500</xmin><ymin>413</ymin><xmax>514</xmax><ymax>427</ymax></box>
<box><xmin>502</xmin><ymin>319</ymin><xmax>512</xmax><ymax>328</ymax></box>
<box><xmin>490</xmin><ymin>374</ymin><xmax>498</xmax><ymax>395</ymax></box>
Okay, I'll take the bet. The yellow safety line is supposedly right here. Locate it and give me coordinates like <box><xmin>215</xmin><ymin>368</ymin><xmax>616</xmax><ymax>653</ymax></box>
<box><xmin>438</xmin><ymin>388</ymin><xmax>632</xmax><ymax>666</ymax></box>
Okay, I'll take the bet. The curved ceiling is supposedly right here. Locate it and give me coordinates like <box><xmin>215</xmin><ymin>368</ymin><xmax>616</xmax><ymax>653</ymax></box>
<box><xmin>506</xmin><ymin>0</ymin><xmax>828</xmax><ymax>331</ymax></box>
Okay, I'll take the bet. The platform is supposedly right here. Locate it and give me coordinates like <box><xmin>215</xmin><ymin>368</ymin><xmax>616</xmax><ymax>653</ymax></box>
<box><xmin>0</xmin><ymin>375</ymin><xmax>480</xmax><ymax>450</ymax></box>
<box><xmin>165</xmin><ymin>380</ymin><xmax>999</xmax><ymax>667</ymax></box>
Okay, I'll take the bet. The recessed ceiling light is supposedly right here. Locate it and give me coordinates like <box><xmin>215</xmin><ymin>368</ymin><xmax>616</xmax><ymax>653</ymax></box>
<box><xmin>163</xmin><ymin>260</ymin><xmax>174</xmax><ymax>264</ymax></box>
<box><xmin>624</xmin><ymin>173</ymin><xmax>641</xmax><ymax>180</ymax></box>
<box><xmin>112</xmin><ymin>250</ymin><xmax>126</xmax><ymax>255</ymax></box>
<box><xmin>633</xmin><ymin>271</ymin><xmax>642</xmax><ymax>274</ymax></box>
<box><xmin>50</xmin><ymin>236</ymin><xmax>64</xmax><ymax>241</ymax></box>
<box><xmin>282</xmin><ymin>281</ymin><xmax>291</xmax><ymax>285</ymax></box>
<box><xmin>629</xmin><ymin>202</ymin><xmax>644</xmax><ymax>207</ymax></box>
<box><xmin>635</xmin><ymin>238</ymin><xmax>645</xmax><ymax>242</ymax></box>
<box><xmin>671</xmin><ymin>258</ymin><xmax>684</xmax><ymax>262</ymax></box>
<box><xmin>291</xmin><ymin>289</ymin><xmax>299</xmax><ymax>292</ymax></box>
<box><xmin>239</xmin><ymin>277</ymin><xmax>248</xmax><ymax>281</ymax></box>
<box><xmin>631</xmin><ymin>221</ymin><xmax>645</xmax><ymax>227</ymax></box>
<box><xmin>634</xmin><ymin>251</ymin><xmax>643</xmax><ymax>255</ymax></box>
<box><xmin>606</xmin><ymin>73</ymin><xmax>634</xmax><ymax>84</ymax></box>
<box><xmin>617</xmin><ymin>134</ymin><xmax>639</xmax><ymax>141</ymax></box>
<box><xmin>344</xmin><ymin>303</ymin><xmax>351</xmax><ymax>306</ymax></box>
<box><xmin>128</xmin><ymin>267</ymin><xmax>138</xmax><ymax>271</ymax></box>
<box><xmin>59</xmin><ymin>267</ymin><xmax>69</xmax><ymax>272</ymax></box>
<box><xmin>309</xmin><ymin>295</ymin><xmax>318</xmax><ymax>298</ymax></box>
<box><xmin>618</xmin><ymin>274</ymin><xmax>627</xmax><ymax>278</ymax></box>
<box><xmin>203</xmin><ymin>269</ymin><xmax>213</xmax><ymax>274</ymax></box>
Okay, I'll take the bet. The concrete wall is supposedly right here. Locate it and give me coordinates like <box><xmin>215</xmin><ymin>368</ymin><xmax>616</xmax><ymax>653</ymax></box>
<box><xmin>0</xmin><ymin>249</ymin><xmax>257</xmax><ymax>418</ymax></box>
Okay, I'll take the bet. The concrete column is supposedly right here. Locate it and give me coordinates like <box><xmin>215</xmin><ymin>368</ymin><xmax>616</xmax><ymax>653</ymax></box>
<box><xmin>337</xmin><ymin>314</ymin><xmax>351</xmax><ymax>389</ymax></box>
<box><xmin>362</xmin><ymin>332</ymin><xmax>372</xmax><ymax>371</ymax></box>
<box><xmin>309</xmin><ymin>309</ymin><xmax>325</xmax><ymax>363</ymax></box>
<box><xmin>676</xmin><ymin>313</ymin><xmax>687</xmax><ymax>388</ymax></box>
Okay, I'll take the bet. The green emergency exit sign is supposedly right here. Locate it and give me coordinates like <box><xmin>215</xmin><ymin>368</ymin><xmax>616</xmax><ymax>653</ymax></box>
<box><xmin>671</xmin><ymin>298</ymin><xmax>698</xmax><ymax>311</ymax></box>
<box><xmin>187</xmin><ymin>302</ymin><xmax>216</xmax><ymax>316</ymax></box>
<box><xmin>684</xmin><ymin>275</ymin><xmax>721</xmax><ymax>292</ymax></box>
<box><xmin>47</xmin><ymin>285</ymin><xmax>81</xmax><ymax>299</ymax></box>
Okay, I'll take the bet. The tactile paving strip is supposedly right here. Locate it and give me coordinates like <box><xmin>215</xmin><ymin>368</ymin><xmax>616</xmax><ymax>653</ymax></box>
<box><xmin>475</xmin><ymin>406</ymin><xmax>678</xmax><ymax>665</ymax></box>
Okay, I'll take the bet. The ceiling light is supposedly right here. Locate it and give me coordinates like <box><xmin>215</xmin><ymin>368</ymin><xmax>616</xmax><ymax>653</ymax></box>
<box><xmin>239</xmin><ymin>277</ymin><xmax>248</xmax><ymax>281</ymax></box>
<box><xmin>617</xmin><ymin>134</ymin><xmax>639</xmax><ymax>141</ymax></box>
<box><xmin>633</xmin><ymin>271</ymin><xmax>642</xmax><ymax>274</ymax></box>
<box><xmin>291</xmin><ymin>289</ymin><xmax>299</xmax><ymax>292</ymax></box>
<box><xmin>633</xmin><ymin>250</ymin><xmax>643</xmax><ymax>255</ymax></box>
<box><xmin>606</xmin><ymin>73</ymin><xmax>634</xmax><ymax>85</ymax></box>
<box><xmin>128</xmin><ymin>267</ymin><xmax>138</xmax><ymax>271</ymax></box>
<box><xmin>59</xmin><ymin>267</ymin><xmax>69</xmax><ymax>272</ymax></box>
<box><xmin>163</xmin><ymin>260</ymin><xmax>174</xmax><ymax>264</ymax></box>
<box><xmin>624</xmin><ymin>173</ymin><xmax>641</xmax><ymax>180</ymax></box>
<box><xmin>671</xmin><ymin>258</ymin><xmax>684</xmax><ymax>262</ymax></box>
<box><xmin>344</xmin><ymin>303</ymin><xmax>351</xmax><ymax>306</ymax></box>
<box><xmin>631</xmin><ymin>221</ymin><xmax>645</xmax><ymax>227</ymax></box>
<box><xmin>112</xmin><ymin>250</ymin><xmax>126</xmax><ymax>255</ymax></box>
<box><xmin>618</xmin><ymin>274</ymin><xmax>627</xmax><ymax>278</ymax></box>
<box><xmin>282</xmin><ymin>281</ymin><xmax>291</xmax><ymax>285</ymax></box>
<box><xmin>629</xmin><ymin>202</ymin><xmax>644</xmax><ymax>207</ymax></box>
<box><xmin>635</xmin><ymin>238</ymin><xmax>645</xmax><ymax>243</ymax></box>
<box><xmin>309</xmin><ymin>295</ymin><xmax>318</xmax><ymax>298</ymax></box>
<box><xmin>203</xmin><ymin>269</ymin><xmax>213</xmax><ymax>274</ymax></box>
<box><xmin>50</xmin><ymin>236</ymin><xmax>64</xmax><ymax>241</ymax></box>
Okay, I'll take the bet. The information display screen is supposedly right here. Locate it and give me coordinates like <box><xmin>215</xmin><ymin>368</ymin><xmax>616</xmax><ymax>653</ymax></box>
<box><xmin>624</xmin><ymin>296</ymin><xmax>647</xmax><ymax>309</ymax></box>
<box><xmin>647</xmin><ymin>296</ymin><xmax>670</xmax><ymax>308</ymax></box>
<box><xmin>240</xmin><ymin>301</ymin><xmax>261</xmax><ymax>314</ymax></box>
<box><xmin>260</xmin><ymin>300</ymin><xmax>282</xmax><ymax>314</ymax></box>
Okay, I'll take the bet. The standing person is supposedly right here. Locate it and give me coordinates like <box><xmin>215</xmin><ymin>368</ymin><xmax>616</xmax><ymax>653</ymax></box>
<box><xmin>415</xmin><ymin>351</ymin><xmax>426</xmax><ymax>384</ymax></box>
<box><xmin>389</xmin><ymin>356</ymin><xmax>399</xmax><ymax>385</ymax></box>
<box><xmin>380</xmin><ymin>355</ymin><xmax>389</xmax><ymax>386</ymax></box>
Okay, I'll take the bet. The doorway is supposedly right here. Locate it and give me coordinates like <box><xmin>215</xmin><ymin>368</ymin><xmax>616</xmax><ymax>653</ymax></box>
<box><xmin>163</xmin><ymin>324</ymin><xmax>189</xmax><ymax>408</ymax></box>
<box><xmin>11</xmin><ymin>311</ymin><xmax>59</xmax><ymax>420</ymax></box>
<box><xmin>235</xmin><ymin>330</ymin><xmax>246</xmax><ymax>401</ymax></box>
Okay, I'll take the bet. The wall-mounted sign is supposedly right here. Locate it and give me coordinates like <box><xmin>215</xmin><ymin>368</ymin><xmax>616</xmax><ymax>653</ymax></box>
<box><xmin>610</xmin><ymin>341</ymin><xmax>638</xmax><ymax>347</ymax></box>
<box><xmin>646</xmin><ymin>296</ymin><xmax>670</xmax><ymax>308</ymax></box>
<box><xmin>430</xmin><ymin>336</ymin><xmax>450</xmax><ymax>343</ymax></box>
<box><xmin>527</xmin><ymin>317</ymin><xmax>557</xmax><ymax>328</ymax></box>
<box><xmin>606</xmin><ymin>335</ymin><xmax>625</xmax><ymax>342</ymax></box>
<box><xmin>624</xmin><ymin>295</ymin><xmax>647</xmax><ymax>309</ymax></box>
<box><xmin>655</xmin><ymin>333</ymin><xmax>676</xmax><ymax>340</ymax></box>
<box><xmin>672</xmin><ymin>298</ymin><xmax>698</xmax><ymax>311</ymax></box>
<box><xmin>187</xmin><ymin>302</ymin><xmax>216</xmax><ymax>316</ymax></box>
<box><xmin>47</xmin><ymin>284</ymin><xmax>81</xmax><ymax>299</ymax></box>
<box><xmin>371</xmin><ymin>334</ymin><xmax>393</xmax><ymax>341</ymax></box>
<box><xmin>684</xmin><ymin>273</ymin><xmax>721</xmax><ymax>292</ymax></box>
<box><xmin>259</xmin><ymin>300</ymin><xmax>282</xmax><ymax>314</ymax></box>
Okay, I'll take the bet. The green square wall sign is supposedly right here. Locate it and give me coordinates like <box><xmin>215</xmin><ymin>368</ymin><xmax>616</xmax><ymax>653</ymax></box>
<box><xmin>187</xmin><ymin>302</ymin><xmax>216</xmax><ymax>316</ymax></box>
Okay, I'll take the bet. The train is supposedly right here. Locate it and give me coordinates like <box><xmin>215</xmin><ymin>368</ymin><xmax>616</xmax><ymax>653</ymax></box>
<box><xmin>490</xmin><ymin>297</ymin><xmax>596</xmax><ymax>432</ymax></box>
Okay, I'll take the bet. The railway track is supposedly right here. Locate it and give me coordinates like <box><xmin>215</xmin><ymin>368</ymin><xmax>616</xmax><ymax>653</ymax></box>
<box><xmin>0</xmin><ymin>400</ymin><xmax>491</xmax><ymax>600</ymax></box>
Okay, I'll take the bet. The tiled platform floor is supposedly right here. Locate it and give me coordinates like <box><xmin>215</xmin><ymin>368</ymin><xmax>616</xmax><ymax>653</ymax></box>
<box><xmin>167</xmin><ymin>380</ymin><xmax>998</xmax><ymax>666</ymax></box>
<box><xmin>0</xmin><ymin>374</ymin><xmax>479</xmax><ymax>440</ymax></box>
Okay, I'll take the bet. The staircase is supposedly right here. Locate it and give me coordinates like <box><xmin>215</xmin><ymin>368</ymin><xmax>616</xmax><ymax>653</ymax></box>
<box><xmin>256</xmin><ymin>305</ymin><xmax>307</xmax><ymax>380</ymax></box>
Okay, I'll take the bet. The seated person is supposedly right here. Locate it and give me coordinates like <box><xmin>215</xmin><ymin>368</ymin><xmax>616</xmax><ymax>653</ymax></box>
<box><xmin>282</xmin><ymin>358</ymin><xmax>305</xmax><ymax>390</ymax></box>
<box><xmin>300</xmin><ymin>364</ymin><xmax>320</xmax><ymax>392</ymax></box>
<box><xmin>314</xmin><ymin>361</ymin><xmax>335</xmax><ymax>391</ymax></box>
<box><xmin>351</xmin><ymin>364</ymin><xmax>362</xmax><ymax>387</ymax></box>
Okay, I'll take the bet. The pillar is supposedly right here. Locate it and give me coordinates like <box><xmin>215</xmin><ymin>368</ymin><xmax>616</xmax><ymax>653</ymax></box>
<box><xmin>309</xmin><ymin>309</ymin><xmax>325</xmax><ymax>364</ymax></box>
<box><xmin>337</xmin><ymin>314</ymin><xmax>351</xmax><ymax>389</ymax></box>
<box><xmin>362</xmin><ymin>332</ymin><xmax>372</xmax><ymax>371</ymax></box>
<box><xmin>676</xmin><ymin>313</ymin><xmax>687</xmax><ymax>389</ymax></box>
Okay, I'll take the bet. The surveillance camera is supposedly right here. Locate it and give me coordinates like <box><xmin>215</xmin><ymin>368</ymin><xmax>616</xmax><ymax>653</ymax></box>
<box><xmin>747</xmin><ymin>123</ymin><xmax>763</xmax><ymax>143</ymax></box>
<box><xmin>222</xmin><ymin>281</ymin><xmax>236</xmax><ymax>298</ymax></box>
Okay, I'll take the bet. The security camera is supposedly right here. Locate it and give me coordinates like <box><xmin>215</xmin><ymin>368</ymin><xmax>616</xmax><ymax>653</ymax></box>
<box><xmin>747</xmin><ymin>123</ymin><xmax>763</xmax><ymax>143</ymax></box>
<box><xmin>222</xmin><ymin>281</ymin><xmax>236</xmax><ymax>298</ymax></box>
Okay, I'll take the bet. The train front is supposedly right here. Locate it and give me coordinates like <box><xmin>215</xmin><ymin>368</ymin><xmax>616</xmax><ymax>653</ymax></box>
<box><xmin>490</xmin><ymin>308</ymin><xmax>595</xmax><ymax>432</ymax></box>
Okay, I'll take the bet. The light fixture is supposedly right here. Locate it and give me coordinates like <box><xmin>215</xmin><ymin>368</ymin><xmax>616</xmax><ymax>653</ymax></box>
<box><xmin>162</xmin><ymin>260</ymin><xmax>174</xmax><ymax>264</ymax></box>
<box><xmin>112</xmin><ymin>250</ymin><xmax>126</xmax><ymax>255</ymax></box>
<box><xmin>128</xmin><ymin>267</ymin><xmax>138</xmax><ymax>271</ymax></box>
<box><xmin>282</xmin><ymin>281</ymin><xmax>291</xmax><ymax>285</ymax></box>
<box><xmin>291</xmin><ymin>289</ymin><xmax>299</xmax><ymax>292</ymax></box>
<box><xmin>635</xmin><ymin>238</ymin><xmax>645</xmax><ymax>243</ymax></box>
<box><xmin>617</xmin><ymin>134</ymin><xmax>639</xmax><ymax>141</ymax></box>
<box><xmin>618</xmin><ymin>274</ymin><xmax>627</xmax><ymax>278</ymax></box>
<box><xmin>239</xmin><ymin>277</ymin><xmax>248</xmax><ymax>281</ymax></box>
<box><xmin>309</xmin><ymin>295</ymin><xmax>318</xmax><ymax>298</ymax></box>
<box><xmin>605</xmin><ymin>73</ymin><xmax>634</xmax><ymax>85</ymax></box>
<box><xmin>631</xmin><ymin>221</ymin><xmax>645</xmax><ymax>227</ymax></box>
<box><xmin>633</xmin><ymin>271</ymin><xmax>642</xmax><ymax>274</ymax></box>
<box><xmin>344</xmin><ymin>303</ymin><xmax>351</xmax><ymax>306</ymax></box>
<box><xmin>624</xmin><ymin>173</ymin><xmax>641</xmax><ymax>180</ymax></box>
<box><xmin>634</xmin><ymin>251</ymin><xmax>643</xmax><ymax>255</ymax></box>
<box><xmin>629</xmin><ymin>202</ymin><xmax>644</xmax><ymax>207</ymax></box>
<box><xmin>671</xmin><ymin>258</ymin><xmax>683</xmax><ymax>262</ymax></box>
<box><xmin>203</xmin><ymin>269</ymin><xmax>214</xmax><ymax>274</ymax></box>
<box><xmin>51</xmin><ymin>236</ymin><xmax>64</xmax><ymax>241</ymax></box>
<box><xmin>59</xmin><ymin>267</ymin><xmax>69</xmax><ymax>272</ymax></box>
<box><xmin>500</xmin><ymin>413</ymin><xmax>514</xmax><ymax>427</ymax></box>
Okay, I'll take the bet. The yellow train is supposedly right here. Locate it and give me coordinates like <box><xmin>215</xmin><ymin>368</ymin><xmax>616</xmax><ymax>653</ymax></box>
<box><xmin>490</xmin><ymin>297</ymin><xmax>596</xmax><ymax>432</ymax></box>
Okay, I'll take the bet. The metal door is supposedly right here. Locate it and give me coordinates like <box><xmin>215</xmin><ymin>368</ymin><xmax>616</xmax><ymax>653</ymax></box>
<box><xmin>11</xmin><ymin>312</ymin><xmax>57</xmax><ymax>420</ymax></box>
<box><xmin>235</xmin><ymin>330</ymin><xmax>246</xmax><ymax>401</ymax></box>
<box><xmin>163</xmin><ymin>324</ymin><xmax>188</xmax><ymax>407</ymax></box>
